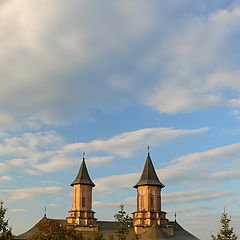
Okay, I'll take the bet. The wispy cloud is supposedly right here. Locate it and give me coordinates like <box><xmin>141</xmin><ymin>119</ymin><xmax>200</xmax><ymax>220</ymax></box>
<box><xmin>64</xmin><ymin>127</ymin><xmax>208</xmax><ymax>158</ymax></box>
<box><xmin>9</xmin><ymin>208</ymin><xmax>28</xmax><ymax>213</ymax></box>
<box><xmin>0</xmin><ymin>176</ymin><xmax>12</xmax><ymax>181</ymax></box>
<box><xmin>92</xmin><ymin>143</ymin><xmax>240</xmax><ymax>196</ymax></box>
<box><xmin>48</xmin><ymin>203</ymin><xmax>58</xmax><ymax>207</ymax></box>
<box><xmin>0</xmin><ymin>127</ymin><xmax>207</xmax><ymax>173</ymax></box>
<box><xmin>0</xmin><ymin>186</ymin><xmax>65</xmax><ymax>202</ymax></box>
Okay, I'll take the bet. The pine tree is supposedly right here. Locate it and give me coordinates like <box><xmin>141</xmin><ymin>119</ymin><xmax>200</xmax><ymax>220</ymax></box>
<box><xmin>211</xmin><ymin>211</ymin><xmax>238</xmax><ymax>240</ymax></box>
<box><xmin>0</xmin><ymin>201</ymin><xmax>13</xmax><ymax>240</ymax></box>
<box><xmin>114</xmin><ymin>204</ymin><xmax>132</xmax><ymax>240</ymax></box>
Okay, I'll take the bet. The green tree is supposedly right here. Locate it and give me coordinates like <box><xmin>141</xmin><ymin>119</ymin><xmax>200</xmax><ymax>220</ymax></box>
<box><xmin>66</xmin><ymin>227</ymin><xmax>84</xmax><ymax>240</ymax></box>
<box><xmin>28</xmin><ymin>218</ymin><xmax>83</xmax><ymax>240</ymax></box>
<box><xmin>114</xmin><ymin>204</ymin><xmax>132</xmax><ymax>240</ymax></box>
<box><xmin>211</xmin><ymin>211</ymin><xmax>238</xmax><ymax>240</ymax></box>
<box><xmin>93</xmin><ymin>231</ymin><xmax>105</xmax><ymax>240</ymax></box>
<box><xmin>130</xmin><ymin>234</ymin><xmax>139</xmax><ymax>240</ymax></box>
<box><xmin>108</xmin><ymin>235</ymin><xmax>114</xmax><ymax>240</ymax></box>
<box><xmin>0</xmin><ymin>201</ymin><xmax>13</xmax><ymax>240</ymax></box>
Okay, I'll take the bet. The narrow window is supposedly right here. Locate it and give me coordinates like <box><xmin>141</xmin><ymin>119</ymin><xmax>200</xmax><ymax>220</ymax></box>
<box><xmin>150</xmin><ymin>194</ymin><xmax>153</xmax><ymax>210</ymax></box>
<box><xmin>82</xmin><ymin>197</ymin><xmax>85</xmax><ymax>207</ymax></box>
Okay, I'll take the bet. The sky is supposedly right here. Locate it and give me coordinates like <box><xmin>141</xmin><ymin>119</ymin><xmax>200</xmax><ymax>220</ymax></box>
<box><xmin>1</xmin><ymin>0</ymin><xmax>240</xmax><ymax>239</ymax></box>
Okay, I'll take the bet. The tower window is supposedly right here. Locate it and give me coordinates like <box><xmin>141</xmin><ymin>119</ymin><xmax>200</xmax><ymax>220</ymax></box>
<box><xmin>150</xmin><ymin>194</ymin><xmax>153</xmax><ymax>210</ymax></box>
<box><xmin>82</xmin><ymin>197</ymin><xmax>85</xmax><ymax>207</ymax></box>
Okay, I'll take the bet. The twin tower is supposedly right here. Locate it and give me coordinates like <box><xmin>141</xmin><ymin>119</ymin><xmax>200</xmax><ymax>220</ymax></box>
<box><xmin>66</xmin><ymin>152</ymin><xmax>169</xmax><ymax>234</ymax></box>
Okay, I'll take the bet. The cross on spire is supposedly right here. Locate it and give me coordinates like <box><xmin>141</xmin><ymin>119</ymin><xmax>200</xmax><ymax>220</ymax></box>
<box><xmin>83</xmin><ymin>151</ymin><xmax>85</xmax><ymax>159</ymax></box>
<box><xmin>147</xmin><ymin>145</ymin><xmax>150</xmax><ymax>154</ymax></box>
<box><xmin>44</xmin><ymin>206</ymin><xmax>47</xmax><ymax>218</ymax></box>
<box><xmin>174</xmin><ymin>212</ymin><xmax>177</xmax><ymax>222</ymax></box>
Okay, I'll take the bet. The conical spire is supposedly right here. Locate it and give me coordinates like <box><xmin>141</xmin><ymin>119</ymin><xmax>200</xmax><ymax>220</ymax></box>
<box><xmin>71</xmin><ymin>157</ymin><xmax>95</xmax><ymax>187</ymax></box>
<box><xmin>134</xmin><ymin>153</ymin><xmax>164</xmax><ymax>188</ymax></box>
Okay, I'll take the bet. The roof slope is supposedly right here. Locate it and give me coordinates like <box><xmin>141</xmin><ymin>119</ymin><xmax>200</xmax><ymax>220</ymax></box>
<box><xmin>168</xmin><ymin>221</ymin><xmax>200</xmax><ymax>240</ymax></box>
<box><xmin>14</xmin><ymin>219</ymin><xmax>200</xmax><ymax>240</ymax></box>
<box><xmin>134</xmin><ymin>153</ymin><xmax>165</xmax><ymax>188</ymax></box>
<box><xmin>140</xmin><ymin>223</ymin><xmax>166</xmax><ymax>240</ymax></box>
<box><xmin>71</xmin><ymin>158</ymin><xmax>95</xmax><ymax>187</ymax></box>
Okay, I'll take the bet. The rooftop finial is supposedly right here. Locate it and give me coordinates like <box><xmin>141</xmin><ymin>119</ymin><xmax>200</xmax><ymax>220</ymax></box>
<box><xmin>147</xmin><ymin>145</ymin><xmax>150</xmax><ymax>154</ymax></box>
<box><xmin>83</xmin><ymin>151</ymin><xmax>85</xmax><ymax>160</ymax></box>
<box><xmin>44</xmin><ymin>206</ymin><xmax>47</xmax><ymax>218</ymax></box>
<box><xmin>174</xmin><ymin>212</ymin><xmax>177</xmax><ymax>222</ymax></box>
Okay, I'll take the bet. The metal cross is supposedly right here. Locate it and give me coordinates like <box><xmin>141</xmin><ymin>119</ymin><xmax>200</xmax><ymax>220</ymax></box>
<box><xmin>44</xmin><ymin>206</ymin><xmax>47</xmax><ymax>218</ymax></box>
<box><xmin>147</xmin><ymin>145</ymin><xmax>150</xmax><ymax>154</ymax></box>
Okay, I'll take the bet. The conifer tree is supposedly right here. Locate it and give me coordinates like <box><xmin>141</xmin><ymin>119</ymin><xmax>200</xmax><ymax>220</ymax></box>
<box><xmin>0</xmin><ymin>201</ymin><xmax>13</xmax><ymax>240</ymax></box>
<box><xmin>114</xmin><ymin>204</ymin><xmax>132</xmax><ymax>240</ymax></box>
<box><xmin>211</xmin><ymin>211</ymin><xmax>238</xmax><ymax>240</ymax></box>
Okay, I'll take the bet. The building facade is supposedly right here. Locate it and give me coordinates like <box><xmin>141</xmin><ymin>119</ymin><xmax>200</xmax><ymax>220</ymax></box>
<box><xmin>15</xmin><ymin>153</ymin><xmax>200</xmax><ymax>240</ymax></box>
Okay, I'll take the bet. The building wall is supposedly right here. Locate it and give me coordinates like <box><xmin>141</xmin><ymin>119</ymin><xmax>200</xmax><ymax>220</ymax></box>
<box><xmin>137</xmin><ymin>185</ymin><xmax>161</xmax><ymax>211</ymax></box>
<box><xmin>72</xmin><ymin>184</ymin><xmax>92</xmax><ymax>211</ymax></box>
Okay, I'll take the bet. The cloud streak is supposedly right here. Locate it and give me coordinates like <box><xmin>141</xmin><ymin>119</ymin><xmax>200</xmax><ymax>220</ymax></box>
<box><xmin>0</xmin><ymin>186</ymin><xmax>65</xmax><ymax>202</ymax></box>
<box><xmin>0</xmin><ymin>127</ymin><xmax>207</xmax><ymax>173</ymax></box>
<box><xmin>91</xmin><ymin>142</ymin><xmax>240</xmax><ymax>196</ymax></box>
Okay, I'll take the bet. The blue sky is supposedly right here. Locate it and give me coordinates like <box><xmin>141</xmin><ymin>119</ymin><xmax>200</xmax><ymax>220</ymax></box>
<box><xmin>1</xmin><ymin>0</ymin><xmax>240</xmax><ymax>239</ymax></box>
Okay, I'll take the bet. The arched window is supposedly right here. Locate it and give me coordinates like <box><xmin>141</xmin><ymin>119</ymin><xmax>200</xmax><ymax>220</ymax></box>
<box><xmin>82</xmin><ymin>197</ymin><xmax>85</xmax><ymax>207</ymax></box>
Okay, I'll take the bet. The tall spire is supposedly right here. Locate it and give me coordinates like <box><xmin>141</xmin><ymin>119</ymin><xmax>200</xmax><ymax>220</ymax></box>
<box><xmin>134</xmin><ymin>152</ymin><xmax>164</xmax><ymax>188</ymax></box>
<box><xmin>71</xmin><ymin>155</ymin><xmax>95</xmax><ymax>187</ymax></box>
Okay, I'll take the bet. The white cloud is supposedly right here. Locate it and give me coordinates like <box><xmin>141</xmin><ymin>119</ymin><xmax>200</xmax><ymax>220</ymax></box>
<box><xmin>0</xmin><ymin>186</ymin><xmax>65</xmax><ymax>202</ymax></box>
<box><xmin>0</xmin><ymin>176</ymin><xmax>12</xmax><ymax>181</ymax></box>
<box><xmin>0</xmin><ymin>1</ymin><xmax>239</xmax><ymax>129</ymax></box>
<box><xmin>9</xmin><ymin>208</ymin><xmax>28</xmax><ymax>213</ymax></box>
<box><xmin>0</xmin><ymin>127</ymin><xmax>207</xmax><ymax>173</ymax></box>
<box><xmin>144</xmin><ymin>6</ymin><xmax>240</xmax><ymax>114</ymax></box>
<box><xmin>48</xmin><ymin>203</ymin><xmax>58</xmax><ymax>207</ymax></box>
<box><xmin>166</xmin><ymin>205</ymin><xmax>214</xmax><ymax>214</ymax></box>
<box><xmin>163</xmin><ymin>191</ymin><xmax>238</xmax><ymax>205</ymax></box>
<box><xmin>92</xmin><ymin>142</ymin><xmax>240</xmax><ymax>197</ymax></box>
<box><xmin>64</xmin><ymin>127</ymin><xmax>208</xmax><ymax>158</ymax></box>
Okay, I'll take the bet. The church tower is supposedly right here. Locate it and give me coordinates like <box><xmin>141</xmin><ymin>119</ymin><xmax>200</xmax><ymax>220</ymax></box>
<box><xmin>133</xmin><ymin>151</ymin><xmax>168</xmax><ymax>234</ymax></box>
<box><xmin>67</xmin><ymin>156</ymin><xmax>98</xmax><ymax>231</ymax></box>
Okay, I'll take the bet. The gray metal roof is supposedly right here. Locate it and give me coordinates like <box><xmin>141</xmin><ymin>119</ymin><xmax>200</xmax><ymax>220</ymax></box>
<box><xmin>14</xmin><ymin>219</ymin><xmax>200</xmax><ymax>240</ymax></box>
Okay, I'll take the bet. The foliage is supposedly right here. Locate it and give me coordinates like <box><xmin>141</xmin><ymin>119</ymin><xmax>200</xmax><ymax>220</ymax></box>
<box><xmin>130</xmin><ymin>233</ymin><xmax>139</xmax><ymax>240</ymax></box>
<box><xmin>66</xmin><ymin>227</ymin><xmax>84</xmax><ymax>240</ymax></box>
<box><xmin>211</xmin><ymin>211</ymin><xmax>238</xmax><ymax>240</ymax></box>
<box><xmin>114</xmin><ymin>204</ymin><xmax>132</xmax><ymax>240</ymax></box>
<box><xmin>108</xmin><ymin>235</ymin><xmax>114</xmax><ymax>240</ymax></box>
<box><xmin>93</xmin><ymin>231</ymin><xmax>105</xmax><ymax>240</ymax></box>
<box><xmin>27</xmin><ymin>218</ymin><xmax>83</xmax><ymax>240</ymax></box>
<box><xmin>0</xmin><ymin>201</ymin><xmax>13</xmax><ymax>240</ymax></box>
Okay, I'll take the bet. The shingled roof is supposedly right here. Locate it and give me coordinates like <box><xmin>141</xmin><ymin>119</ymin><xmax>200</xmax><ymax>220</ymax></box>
<box><xmin>71</xmin><ymin>158</ymin><xmax>95</xmax><ymax>187</ymax></box>
<box><xmin>134</xmin><ymin>153</ymin><xmax>164</xmax><ymax>188</ymax></box>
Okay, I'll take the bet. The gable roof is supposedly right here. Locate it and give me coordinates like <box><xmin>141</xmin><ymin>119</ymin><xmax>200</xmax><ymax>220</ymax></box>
<box><xmin>134</xmin><ymin>153</ymin><xmax>164</xmax><ymax>188</ymax></box>
<box><xmin>71</xmin><ymin>158</ymin><xmax>95</xmax><ymax>187</ymax></box>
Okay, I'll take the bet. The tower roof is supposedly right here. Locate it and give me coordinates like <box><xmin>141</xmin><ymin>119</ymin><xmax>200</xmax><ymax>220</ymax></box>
<box><xmin>71</xmin><ymin>158</ymin><xmax>95</xmax><ymax>187</ymax></box>
<box><xmin>134</xmin><ymin>153</ymin><xmax>164</xmax><ymax>188</ymax></box>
